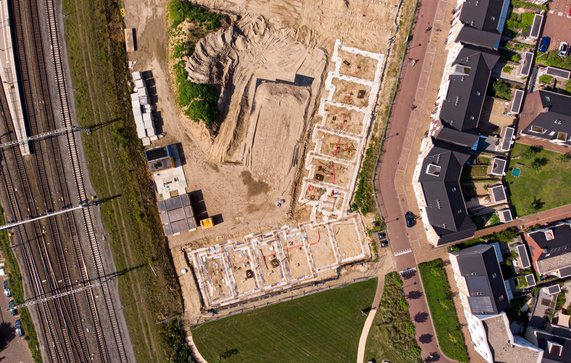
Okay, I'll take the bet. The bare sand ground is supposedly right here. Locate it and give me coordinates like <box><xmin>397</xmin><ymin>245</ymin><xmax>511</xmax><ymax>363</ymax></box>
<box><xmin>122</xmin><ymin>0</ymin><xmax>399</xmax><ymax>321</ymax></box>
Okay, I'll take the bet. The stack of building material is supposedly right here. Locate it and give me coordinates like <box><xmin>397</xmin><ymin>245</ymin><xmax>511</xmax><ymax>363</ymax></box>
<box><xmin>130</xmin><ymin>71</ymin><xmax>157</xmax><ymax>146</ymax></box>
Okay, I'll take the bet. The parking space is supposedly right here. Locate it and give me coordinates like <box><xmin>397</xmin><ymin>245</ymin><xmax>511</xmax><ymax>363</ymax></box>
<box><xmin>544</xmin><ymin>0</ymin><xmax>571</xmax><ymax>52</ymax></box>
<box><xmin>0</xmin><ymin>277</ymin><xmax>33</xmax><ymax>363</ymax></box>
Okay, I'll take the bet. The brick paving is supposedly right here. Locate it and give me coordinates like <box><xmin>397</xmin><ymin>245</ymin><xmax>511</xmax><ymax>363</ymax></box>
<box><xmin>374</xmin><ymin>0</ymin><xmax>463</xmax><ymax>361</ymax></box>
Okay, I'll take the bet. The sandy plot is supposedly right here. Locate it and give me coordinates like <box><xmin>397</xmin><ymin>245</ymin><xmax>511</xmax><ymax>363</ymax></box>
<box><xmin>331</xmin><ymin>78</ymin><xmax>371</xmax><ymax>108</ymax></box>
<box><xmin>323</xmin><ymin>103</ymin><xmax>365</xmax><ymax>135</ymax></box>
<box><xmin>204</xmin><ymin>256</ymin><xmax>233</xmax><ymax>301</ymax></box>
<box><xmin>317</xmin><ymin>130</ymin><xmax>358</xmax><ymax>161</ymax></box>
<box><xmin>330</xmin><ymin>221</ymin><xmax>364</xmax><ymax>263</ymax></box>
<box><xmin>284</xmin><ymin>243</ymin><xmax>313</xmax><ymax>280</ymax></box>
<box><xmin>303</xmin><ymin>224</ymin><xmax>337</xmax><ymax>270</ymax></box>
<box><xmin>310</xmin><ymin>157</ymin><xmax>352</xmax><ymax>187</ymax></box>
<box><xmin>256</xmin><ymin>240</ymin><xmax>286</xmax><ymax>286</ymax></box>
<box><xmin>303</xmin><ymin>183</ymin><xmax>328</xmax><ymax>202</ymax></box>
<box><xmin>338</xmin><ymin>49</ymin><xmax>379</xmax><ymax>81</ymax></box>
<box><xmin>226</xmin><ymin>246</ymin><xmax>258</xmax><ymax>294</ymax></box>
<box><xmin>243</xmin><ymin>82</ymin><xmax>309</xmax><ymax>190</ymax></box>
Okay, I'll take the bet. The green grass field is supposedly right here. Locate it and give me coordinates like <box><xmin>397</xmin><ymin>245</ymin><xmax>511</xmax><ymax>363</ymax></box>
<box><xmin>418</xmin><ymin>259</ymin><xmax>469</xmax><ymax>362</ymax></box>
<box><xmin>193</xmin><ymin>279</ymin><xmax>376</xmax><ymax>362</ymax></box>
<box><xmin>365</xmin><ymin>272</ymin><xmax>421</xmax><ymax>363</ymax></box>
<box><xmin>506</xmin><ymin>143</ymin><xmax>571</xmax><ymax>216</ymax></box>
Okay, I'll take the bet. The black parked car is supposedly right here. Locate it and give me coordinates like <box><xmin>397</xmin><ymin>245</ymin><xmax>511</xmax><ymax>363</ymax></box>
<box><xmin>405</xmin><ymin>211</ymin><xmax>416</xmax><ymax>228</ymax></box>
<box><xmin>8</xmin><ymin>300</ymin><xmax>16</xmax><ymax>316</ymax></box>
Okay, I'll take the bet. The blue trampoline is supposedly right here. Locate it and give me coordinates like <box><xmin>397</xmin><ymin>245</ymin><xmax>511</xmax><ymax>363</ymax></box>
<box><xmin>512</xmin><ymin>167</ymin><xmax>521</xmax><ymax>177</ymax></box>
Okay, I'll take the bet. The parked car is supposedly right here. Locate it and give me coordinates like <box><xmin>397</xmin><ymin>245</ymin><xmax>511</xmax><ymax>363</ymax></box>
<box><xmin>8</xmin><ymin>300</ymin><xmax>16</xmax><ymax>316</ymax></box>
<box><xmin>539</xmin><ymin>36</ymin><xmax>551</xmax><ymax>52</ymax></box>
<box><xmin>3</xmin><ymin>279</ymin><xmax>11</xmax><ymax>297</ymax></box>
<box><xmin>559</xmin><ymin>42</ymin><xmax>569</xmax><ymax>57</ymax></box>
<box><xmin>376</xmin><ymin>231</ymin><xmax>387</xmax><ymax>240</ymax></box>
<box><xmin>380</xmin><ymin>239</ymin><xmax>389</xmax><ymax>248</ymax></box>
<box><xmin>0</xmin><ymin>262</ymin><xmax>5</xmax><ymax>276</ymax></box>
<box><xmin>15</xmin><ymin>319</ymin><xmax>23</xmax><ymax>337</ymax></box>
<box><xmin>405</xmin><ymin>211</ymin><xmax>416</xmax><ymax>228</ymax></box>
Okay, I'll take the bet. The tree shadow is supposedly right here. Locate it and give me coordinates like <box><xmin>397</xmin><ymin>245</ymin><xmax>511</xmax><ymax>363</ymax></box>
<box><xmin>407</xmin><ymin>290</ymin><xmax>423</xmax><ymax>299</ymax></box>
<box><xmin>414</xmin><ymin>312</ymin><xmax>428</xmax><ymax>323</ymax></box>
<box><xmin>0</xmin><ymin>321</ymin><xmax>15</xmax><ymax>350</ymax></box>
<box><xmin>419</xmin><ymin>333</ymin><xmax>433</xmax><ymax>344</ymax></box>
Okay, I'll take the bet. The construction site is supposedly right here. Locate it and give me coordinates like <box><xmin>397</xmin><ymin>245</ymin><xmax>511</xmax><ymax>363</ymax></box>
<box><xmin>187</xmin><ymin>214</ymin><xmax>368</xmax><ymax>310</ymax></box>
<box><xmin>121</xmin><ymin>0</ymin><xmax>400</xmax><ymax>319</ymax></box>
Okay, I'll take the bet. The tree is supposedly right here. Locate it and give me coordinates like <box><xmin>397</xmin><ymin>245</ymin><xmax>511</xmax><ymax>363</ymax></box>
<box><xmin>531</xmin><ymin>157</ymin><xmax>548</xmax><ymax>169</ymax></box>
<box><xmin>492</xmin><ymin>80</ymin><xmax>512</xmax><ymax>100</ymax></box>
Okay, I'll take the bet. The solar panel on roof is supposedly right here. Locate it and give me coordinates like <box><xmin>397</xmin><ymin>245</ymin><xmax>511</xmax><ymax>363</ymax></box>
<box><xmin>546</xmin><ymin>67</ymin><xmax>571</xmax><ymax>80</ymax></box>
<box><xmin>530</xmin><ymin>14</ymin><xmax>543</xmax><ymax>39</ymax></box>
<box><xmin>559</xmin><ymin>265</ymin><xmax>571</xmax><ymax>278</ymax></box>
<box><xmin>520</xmin><ymin>52</ymin><xmax>534</xmax><ymax>77</ymax></box>
<box><xmin>468</xmin><ymin>296</ymin><xmax>494</xmax><ymax>314</ymax></box>
<box><xmin>546</xmin><ymin>285</ymin><xmax>561</xmax><ymax>295</ymax></box>
<box><xmin>510</xmin><ymin>89</ymin><xmax>524</xmax><ymax>115</ymax></box>
<box><xmin>501</xmin><ymin>127</ymin><xmax>515</xmax><ymax>151</ymax></box>
<box><xmin>516</xmin><ymin>244</ymin><xmax>531</xmax><ymax>268</ymax></box>
<box><xmin>525</xmin><ymin>274</ymin><xmax>536</xmax><ymax>287</ymax></box>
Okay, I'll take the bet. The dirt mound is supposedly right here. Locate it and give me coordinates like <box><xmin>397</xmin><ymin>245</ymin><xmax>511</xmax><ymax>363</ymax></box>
<box><xmin>184</xmin><ymin>14</ymin><xmax>326</xmax><ymax>173</ymax></box>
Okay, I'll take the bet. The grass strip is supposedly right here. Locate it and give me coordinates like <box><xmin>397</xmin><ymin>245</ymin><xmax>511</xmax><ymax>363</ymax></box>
<box><xmin>193</xmin><ymin>279</ymin><xmax>376</xmax><ymax>363</ymax></box>
<box><xmin>62</xmin><ymin>0</ymin><xmax>185</xmax><ymax>360</ymax></box>
<box><xmin>365</xmin><ymin>272</ymin><xmax>422</xmax><ymax>363</ymax></box>
<box><xmin>0</xmin><ymin>212</ymin><xmax>41</xmax><ymax>362</ymax></box>
<box><xmin>418</xmin><ymin>259</ymin><xmax>469</xmax><ymax>362</ymax></box>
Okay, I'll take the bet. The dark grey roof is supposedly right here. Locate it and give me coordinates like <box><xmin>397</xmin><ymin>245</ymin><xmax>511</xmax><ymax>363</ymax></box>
<box><xmin>536</xmin><ymin>331</ymin><xmax>571</xmax><ymax>363</ymax></box>
<box><xmin>419</xmin><ymin>143</ymin><xmax>475</xmax><ymax>244</ymax></box>
<box><xmin>145</xmin><ymin>146</ymin><xmax>169</xmax><ymax>161</ymax></box>
<box><xmin>433</xmin><ymin>124</ymin><xmax>479</xmax><ymax>148</ymax></box>
<box><xmin>525</xmin><ymin>273</ymin><xmax>536</xmax><ymax>287</ymax></box>
<box><xmin>528</xmin><ymin>222</ymin><xmax>571</xmax><ymax>266</ymax></box>
<box><xmin>438</xmin><ymin>46</ymin><xmax>499</xmax><ymax>133</ymax></box>
<box><xmin>500</xmin><ymin>127</ymin><xmax>515</xmax><ymax>151</ymax></box>
<box><xmin>490</xmin><ymin>184</ymin><xmax>507</xmax><ymax>203</ymax></box>
<box><xmin>516</xmin><ymin>243</ymin><xmax>531</xmax><ymax>269</ymax></box>
<box><xmin>158</xmin><ymin>194</ymin><xmax>197</xmax><ymax>235</ymax></box>
<box><xmin>546</xmin><ymin>285</ymin><xmax>561</xmax><ymax>295</ymax></box>
<box><xmin>452</xmin><ymin>244</ymin><xmax>509</xmax><ymax>314</ymax></box>
<box><xmin>455</xmin><ymin>0</ymin><xmax>510</xmax><ymax>49</ymax></box>
<box><xmin>490</xmin><ymin>158</ymin><xmax>506</xmax><ymax>176</ymax></box>
<box><xmin>523</xmin><ymin>91</ymin><xmax>571</xmax><ymax>145</ymax></box>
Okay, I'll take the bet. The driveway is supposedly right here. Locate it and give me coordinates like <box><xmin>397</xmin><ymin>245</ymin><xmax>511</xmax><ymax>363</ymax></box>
<box><xmin>544</xmin><ymin>0</ymin><xmax>571</xmax><ymax>52</ymax></box>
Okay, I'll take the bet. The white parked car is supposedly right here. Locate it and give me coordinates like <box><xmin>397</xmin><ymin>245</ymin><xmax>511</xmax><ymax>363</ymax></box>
<box><xmin>559</xmin><ymin>42</ymin><xmax>569</xmax><ymax>57</ymax></box>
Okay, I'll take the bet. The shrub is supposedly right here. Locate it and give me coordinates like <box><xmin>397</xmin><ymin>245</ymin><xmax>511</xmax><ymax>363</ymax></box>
<box><xmin>168</xmin><ymin>0</ymin><xmax>221</xmax><ymax>29</ymax></box>
<box><xmin>503</xmin><ymin>65</ymin><xmax>514</xmax><ymax>74</ymax></box>
<box><xmin>168</xmin><ymin>1</ymin><xmax>222</xmax><ymax>128</ymax></box>
<box><xmin>492</xmin><ymin>79</ymin><xmax>512</xmax><ymax>100</ymax></box>
<box><xmin>539</xmin><ymin>74</ymin><xmax>553</xmax><ymax>85</ymax></box>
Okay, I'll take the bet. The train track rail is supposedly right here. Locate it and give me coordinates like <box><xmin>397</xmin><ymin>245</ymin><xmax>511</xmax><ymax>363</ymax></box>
<box><xmin>0</xmin><ymin>0</ymin><xmax>130</xmax><ymax>361</ymax></box>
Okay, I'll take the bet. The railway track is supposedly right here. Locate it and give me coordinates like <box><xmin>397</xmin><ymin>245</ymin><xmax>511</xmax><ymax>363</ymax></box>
<box><xmin>0</xmin><ymin>0</ymin><xmax>130</xmax><ymax>361</ymax></box>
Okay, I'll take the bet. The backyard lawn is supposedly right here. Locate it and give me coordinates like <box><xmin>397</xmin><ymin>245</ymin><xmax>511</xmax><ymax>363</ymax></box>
<box><xmin>506</xmin><ymin>143</ymin><xmax>571</xmax><ymax>216</ymax></box>
<box><xmin>193</xmin><ymin>279</ymin><xmax>376</xmax><ymax>362</ymax></box>
<box><xmin>418</xmin><ymin>259</ymin><xmax>469</xmax><ymax>363</ymax></box>
<box><xmin>365</xmin><ymin>272</ymin><xmax>422</xmax><ymax>363</ymax></box>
